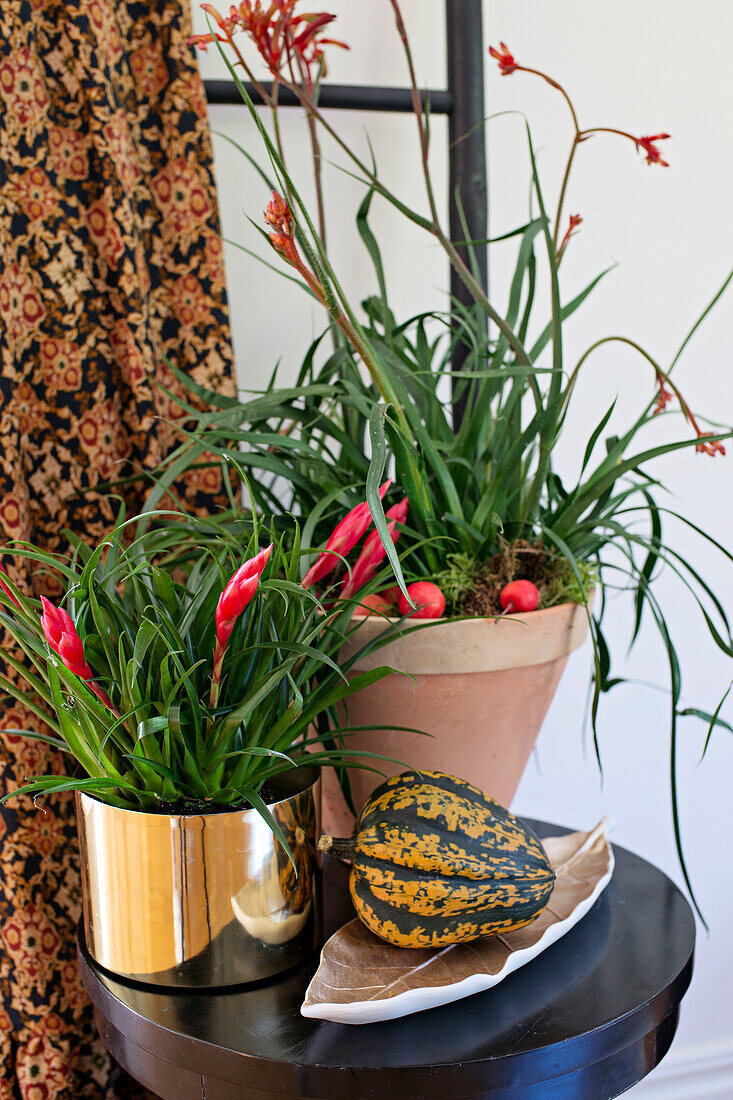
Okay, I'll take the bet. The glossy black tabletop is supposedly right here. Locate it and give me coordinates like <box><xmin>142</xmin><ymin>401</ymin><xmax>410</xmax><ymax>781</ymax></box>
<box><xmin>79</xmin><ymin>821</ymin><xmax>695</xmax><ymax>1100</ymax></box>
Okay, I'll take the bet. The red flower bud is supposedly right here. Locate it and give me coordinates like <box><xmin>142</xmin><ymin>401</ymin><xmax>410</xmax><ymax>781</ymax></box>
<box><xmin>340</xmin><ymin>497</ymin><xmax>408</xmax><ymax>600</ymax></box>
<box><xmin>209</xmin><ymin>543</ymin><xmax>273</xmax><ymax>704</ymax></box>
<box><xmin>40</xmin><ymin>596</ymin><xmax>91</xmax><ymax>678</ymax></box>
<box><xmin>215</xmin><ymin>544</ymin><xmax>273</xmax><ymax>647</ymax></box>
<box><xmin>57</xmin><ymin>631</ymin><xmax>89</xmax><ymax>676</ymax></box>
<box><xmin>302</xmin><ymin>481</ymin><xmax>391</xmax><ymax>589</ymax></box>
<box><xmin>557</xmin><ymin>213</ymin><xmax>583</xmax><ymax>261</ymax></box>
<box><xmin>653</xmin><ymin>380</ymin><xmax>673</xmax><ymax>415</ymax></box>
<box><xmin>40</xmin><ymin>596</ymin><xmax>118</xmax><ymax>712</ymax></box>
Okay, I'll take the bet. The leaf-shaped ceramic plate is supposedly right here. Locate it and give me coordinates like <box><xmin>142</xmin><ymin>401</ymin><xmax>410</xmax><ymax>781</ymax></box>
<box><xmin>302</xmin><ymin>819</ymin><xmax>614</xmax><ymax>1024</ymax></box>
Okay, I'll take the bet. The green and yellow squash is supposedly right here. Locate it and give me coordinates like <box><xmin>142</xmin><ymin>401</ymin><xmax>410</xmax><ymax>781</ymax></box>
<box><xmin>320</xmin><ymin>770</ymin><xmax>555</xmax><ymax>948</ymax></box>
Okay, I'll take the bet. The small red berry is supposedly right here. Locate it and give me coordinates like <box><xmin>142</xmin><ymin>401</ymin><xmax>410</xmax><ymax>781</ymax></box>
<box><xmin>398</xmin><ymin>581</ymin><xmax>446</xmax><ymax>620</ymax></box>
<box><xmin>500</xmin><ymin>580</ymin><xmax>540</xmax><ymax>613</ymax></box>
<box><xmin>355</xmin><ymin>592</ymin><xmax>393</xmax><ymax>616</ymax></box>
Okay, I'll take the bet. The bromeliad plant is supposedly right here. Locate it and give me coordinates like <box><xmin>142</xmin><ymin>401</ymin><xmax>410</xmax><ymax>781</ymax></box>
<box><xmin>0</xmin><ymin>509</ymin><xmax>397</xmax><ymax>834</ymax></box>
<box><xmin>177</xmin><ymin>1</ymin><xmax>733</xmax><ymax>904</ymax></box>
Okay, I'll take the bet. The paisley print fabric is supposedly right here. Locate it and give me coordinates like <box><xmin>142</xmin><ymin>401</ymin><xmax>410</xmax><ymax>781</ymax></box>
<box><xmin>0</xmin><ymin>0</ymin><xmax>234</xmax><ymax>1094</ymax></box>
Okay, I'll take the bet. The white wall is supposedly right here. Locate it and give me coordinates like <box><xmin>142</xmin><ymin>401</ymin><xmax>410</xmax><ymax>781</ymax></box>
<box><xmin>193</xmin><ymin>2</ymin><xmax>732</xmax><ymax>1091</ymax></box>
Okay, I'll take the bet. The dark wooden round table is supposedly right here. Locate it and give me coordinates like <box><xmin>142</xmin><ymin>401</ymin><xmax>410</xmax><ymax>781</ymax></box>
<box><xmin>78</xmin><ymin>821</ymin><xmax>695</xmax><ymax>1100</ymax></box>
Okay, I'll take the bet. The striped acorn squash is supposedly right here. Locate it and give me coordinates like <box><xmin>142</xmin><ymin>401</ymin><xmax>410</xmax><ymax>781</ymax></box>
<box><xmin>320</xmin><ymin>770</ymin><xmax>555</xmax><ymax>948</ymax></box>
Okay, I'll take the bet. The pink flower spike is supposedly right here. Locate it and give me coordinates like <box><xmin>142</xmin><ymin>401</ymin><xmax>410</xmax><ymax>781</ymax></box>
<box><xmin>41</xmin><ymin>596</ymin><xmax>92</xmax><ymax>678</ymax></box>
<box><xmin>301</xmin><ymin>480</ymin><xmax>391</xmax><ymax>589</ymax></box>
<box><xmin>215</xmin><ymin>544</ymin><xmax>273</xmax><ymax>647</ymax></box>
<box><xmin>210</xmin><ymin>544</ymin><xmax>273</xmax><ymax>707</ymax></box>
<box><xmin>385</xmin><ymin>496</ymin><xmax>409</xmax><ymax>526</ymax></box>
<box><xmin>39</xmin><ymin>596</ymin><xmax>118</xmax><ymax>712</ymax></box>
<box><xmin>340</xmin><ymin>497</ymin><xmax>409</xmax><ymax>600</ymax></box>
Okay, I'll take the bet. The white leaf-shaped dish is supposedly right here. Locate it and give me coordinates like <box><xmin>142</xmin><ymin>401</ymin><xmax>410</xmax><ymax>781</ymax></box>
<box><xmin>302</xmin><ymin>819</ymin><xmax>614</xmax><ymax>1024</ymax></box>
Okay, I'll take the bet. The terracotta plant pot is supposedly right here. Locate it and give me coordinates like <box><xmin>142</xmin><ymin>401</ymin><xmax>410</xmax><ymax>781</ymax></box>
<box><xmin>77</xmin><ymin>767</ymin><xmax>321</xmax><ymax>988</ymax></box>
<box><xmin>324</xmin><ymin>605</ymin><xmax>590</xmax><ymax>834</ymax></box>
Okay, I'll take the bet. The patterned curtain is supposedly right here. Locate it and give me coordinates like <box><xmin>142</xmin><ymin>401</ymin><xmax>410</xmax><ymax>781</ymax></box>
<box><xmin>0</xmin><ymin>0</ymin><xmax>234</xmax><ymax>1094</ymax></box>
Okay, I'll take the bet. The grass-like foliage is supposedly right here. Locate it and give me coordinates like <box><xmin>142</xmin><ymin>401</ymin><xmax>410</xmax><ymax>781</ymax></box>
<box><xmin>173</xmin><ymin>2</ymin><xmax>733</xmax><ymax>914</ymax></box>
<box><xmin>0</xmin><ymin>509</ymin><xmax>395</xmax><ymax>840</ymax></box>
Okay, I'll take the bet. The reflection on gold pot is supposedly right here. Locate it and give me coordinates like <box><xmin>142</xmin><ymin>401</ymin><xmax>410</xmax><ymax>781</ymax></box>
<box><xmin>76</xmin><ymin>767</ymin><xmax>321</xmax><ymax>988</ymax></box>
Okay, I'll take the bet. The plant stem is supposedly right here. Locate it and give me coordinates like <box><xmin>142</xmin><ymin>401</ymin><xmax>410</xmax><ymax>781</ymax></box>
<box><xmin>553</xmin><ymin>137</ymin><xmax>580</xmax><ymax>250</ymax></box>
<box><xmin>388</xmin><ymin>1</ymin><xmax>539</xmax><ymax>377</ymax></box>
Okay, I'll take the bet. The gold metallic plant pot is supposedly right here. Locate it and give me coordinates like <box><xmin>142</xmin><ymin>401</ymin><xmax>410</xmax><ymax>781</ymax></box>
<box><xmin>76</xmin><ymin>767</ymin><xmax>321</xmax><ymax>988</ymax></box>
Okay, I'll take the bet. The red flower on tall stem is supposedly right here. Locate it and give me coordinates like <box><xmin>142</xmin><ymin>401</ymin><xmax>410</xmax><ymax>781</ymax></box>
<box><xmin>653</xmin><ymin>379</ymin><xmax>673</xmax><ymax>415</ymax></box>
<box><xmin>557</xmin><ymin>213</ymin><xmax>582</xmax><ymax>260</ymax></box>
<box><xmin>695</xmin><ymin>434</ymin><xmax>726</xmax><ymax>457</ymax></box>
<box><xmin>264</xmin><ymin>190</ymin><xmax>298</xmax><ymax>265</ymax></box>
<box><xmin>636</xmin><ymin>134</ymin><xmax>671</xmax><ymax>167</ymax></box>
<box><xmin>650</xmin><ymin>368</ymin><xmax>725</xmax><ymax>455</ymax></box>
<box><xmin>488</xmin><ymin>42</ymin><xmax>517</xmax><ymax>76</ymax></box>
<box><xmin>263</xmin><ymin>190</ymin><xmax>333</xmax><ymax>305</ymax></box>
<box><xmin>189</xmin><ymin>2</ymin><xmax>347</xmax><ymax>88</ymax></box>
<box><xmin>189</xmin><ymin>3</ymin><xmax>234</xmax><ymax>50</ymax></box>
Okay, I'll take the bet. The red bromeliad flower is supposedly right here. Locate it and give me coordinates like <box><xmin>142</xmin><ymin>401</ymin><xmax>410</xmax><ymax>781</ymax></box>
<box><xmin>41</xmin><ymin>597</ymin><xmax>93</xmax><ymax>679</ymax></box>
<box><xmin>301</xmin><ymin>481</ymin><xmax>391</xmax><ymax>589</ymax></box>
<box><xmin>40</xmin><ymin>597</ymin><xmax>117</xmax><ymax>713</ymax></box>
<box><xmin>211</xmin><ymin>544</ymin><xmax>273</xmax><ymax>700</ymax></box>
<box><xmin>489</xmin><ymin>41</ymin><xmax>517</xmax><ymax>76</ymax></box>
<box><xmin>636</xmin><ymin>134</ymin><xmax>671</xmax><ymax>167</ymax></box>
<box><xmin>215</xmin><ymin>544</ymin><xmax>273</xmax><ymax>648</ymax></box>
<box><xmin>340</xmin><ymin>497</ymin><xmax>409</xmax><ymax>600</ymax></box>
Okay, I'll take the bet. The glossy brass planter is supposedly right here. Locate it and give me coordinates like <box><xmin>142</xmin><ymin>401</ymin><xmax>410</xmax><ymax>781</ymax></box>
<box><xmin>76</xmin><ymin>768</ymin><xmax>321</xmax><ymax>988</ymax></box>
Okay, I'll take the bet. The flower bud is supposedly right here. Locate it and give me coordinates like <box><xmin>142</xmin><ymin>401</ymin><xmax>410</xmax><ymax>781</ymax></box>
<box><xmin>215</xmin><ymin>544</ymin><xmax>273</xmax><ymax>647</ymax></box>
<box><xmin>302</xmin><ymin>481</ymin><xmax>391</xmax><ymax>589</ymax></box>
<box><xmin>340</xmin><ymin>497</ymin><xmax>408</xmax><ymax>599</ymax></box>
<box><xmin>40</xmin><ymin>596</ymin><xmax>117</xmax><ymax>712</ymax></box>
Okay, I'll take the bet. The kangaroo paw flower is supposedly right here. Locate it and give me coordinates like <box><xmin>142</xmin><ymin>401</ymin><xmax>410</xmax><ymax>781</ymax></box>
<box><xmin>636</xmin><ymin>133</ymin><xmax>671</xmax><ymax>167</ymax></box>
<box><xmin>489</xmin><ymin>42</ymin><xmax>517</xmax><ymax>75</ymax></box>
